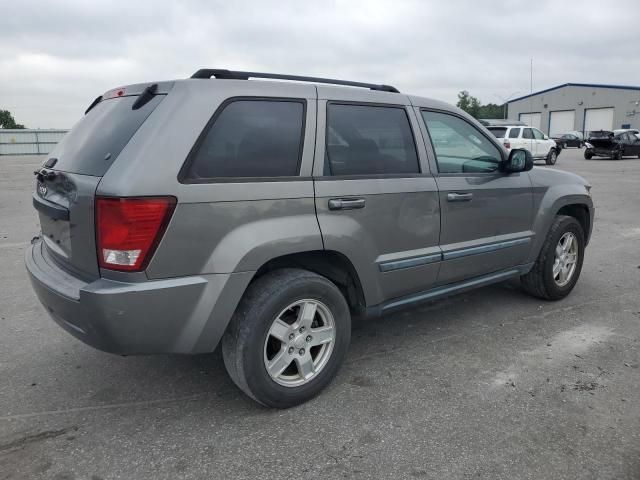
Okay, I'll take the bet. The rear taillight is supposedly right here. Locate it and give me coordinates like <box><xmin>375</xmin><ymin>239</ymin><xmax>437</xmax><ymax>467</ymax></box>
<box><xmin>96</xmin><ymin>196</ymin><xmax>176</xmax><ymax>272</ymax></box>
<box><xmin>504</xmin><ymin>140</ymin><xmax>511</xmax><ymax>149</ymax></box>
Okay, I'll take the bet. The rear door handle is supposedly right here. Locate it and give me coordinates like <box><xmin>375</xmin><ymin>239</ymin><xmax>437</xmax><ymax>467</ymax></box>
<box><xmin>328</xmin><ymin>198</ymin><xmax>366</xmax><ymax>210</ymax></box>
<box><xmin>447</xmin><ymin>192</ymin><xmax>473</xmax><ymax>202</ymax></box>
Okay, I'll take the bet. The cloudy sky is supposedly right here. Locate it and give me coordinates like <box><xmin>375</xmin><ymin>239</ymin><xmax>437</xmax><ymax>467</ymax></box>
<box><xmin>2</xmin><ymin>0</ymin><xmax>639</xmax><ymax>128</ymax></box>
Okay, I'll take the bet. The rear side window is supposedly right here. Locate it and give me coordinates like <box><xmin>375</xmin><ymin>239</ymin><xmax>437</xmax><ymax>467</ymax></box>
<box><xmin>324</xmin><ymin>104</ymin><xmax>419</xmax><ymax>176</ymax></box>
<box><xmin>487</xmin><ymin>127</ymin><xmax>507</xmax><ymax>138</ymax></box>
<box><xmin>183</xmin><ymin>99</ymin><xmax>305</xmax><ymax>180</ymax></box>
<box><xmin>509</xmin><ymin>128</ymin><xmax>521</xmax><ymax>138</ymax></box>
<box><xmin>51</xmin><ymin>95</ymin><xmax>165</xmax><ymax>177</ymax></box>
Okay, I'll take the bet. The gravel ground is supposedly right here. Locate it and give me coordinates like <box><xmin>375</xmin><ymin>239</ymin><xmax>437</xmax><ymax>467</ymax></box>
<box><xmin>0</xmin><ymin>149</ymin><xmax>639</xmax><ymax>480</ymax></box>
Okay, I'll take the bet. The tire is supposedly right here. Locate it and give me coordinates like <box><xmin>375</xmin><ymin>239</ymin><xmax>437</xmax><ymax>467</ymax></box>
<box><xmin>521</xmin><ymin>215</ymin><xmax>585</xmax><ymax>301</ymax></box>
<box><xmin>562</xmin><ymin>142</ymin><xmax>567</xmax><ymax>149</ymax></box>
<box><xmin>613</xmin><ymin>150</ymin><xmax>623</xmax><ymax>160</ymax></box>
<box><xmin>222</xmin><ymin>268</ymin><xmax>351</xmax><ymax>408</ymax></box>
<box><xmin>546</xmin><ymin>149</ymin><xmax>558</xmax><ymax>165</ymax></box>
<box><xmin>584</xmin><ymin>151</ymin><xmax>593</xmax><ymax>159</ymax></box>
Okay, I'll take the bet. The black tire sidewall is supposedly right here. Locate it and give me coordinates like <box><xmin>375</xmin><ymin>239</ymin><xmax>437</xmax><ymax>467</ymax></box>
<box><xmin>541</xmin><ymin>217</ymin><xmax>585</xmax><ymax>299</ymax></box>
<box><xmin>239</xmin><ymin>273</ymin><xmax>351</xmax><ymax>408</ymax></box>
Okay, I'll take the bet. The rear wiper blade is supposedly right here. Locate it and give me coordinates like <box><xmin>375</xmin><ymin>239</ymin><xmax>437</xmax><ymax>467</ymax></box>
<box><xmin>85</xmin><ymin>95</ymin><xmax>102</xmax><ymax>114</ymax></box>
<box><xmin>132</xmin><ymin>83</ymin><xmax>158</xmax><ymax>110</ymax></box>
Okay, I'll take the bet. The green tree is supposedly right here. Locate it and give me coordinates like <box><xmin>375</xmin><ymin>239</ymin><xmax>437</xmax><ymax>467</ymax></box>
<box><xmin>0</xmin><ymin>110</ymin><xmax>25</xmax><ymax>129</ymax></box>
<box><xmin>456</xmin><ymin>91</ymin><xmax>504</xmax><ymax>119</ymax></box>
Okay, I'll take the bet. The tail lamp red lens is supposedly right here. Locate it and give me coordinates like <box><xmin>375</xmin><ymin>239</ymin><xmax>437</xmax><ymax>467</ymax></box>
<box><xmin>96</xmin><ymin>197</ymin><xmax>176</xmax><ymax>272</ymax></box>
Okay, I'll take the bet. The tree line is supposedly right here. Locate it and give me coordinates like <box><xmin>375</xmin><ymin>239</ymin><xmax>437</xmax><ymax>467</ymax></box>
<box><xmin>0</xmin><ymin>110</ymin><xmax>25</xmax><ymax>129</ymax></box>
<box><xmin>456</xmin><ymin>91</ymin><xmax>504</xmax><ymax>119</ymax></box>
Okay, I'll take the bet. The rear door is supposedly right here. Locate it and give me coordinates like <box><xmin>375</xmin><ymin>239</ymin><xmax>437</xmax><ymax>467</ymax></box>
<box><xmin>623</xmin><ymin>132</ymin><xmax>640</xmax><ymax>155</ymax></box>
<box><xmin>417</xmin><ymin>109</ymin><xmax>534</xmax><ymax>285</ymax></box>
<box><xmin>313</xmin><ymin>87</ymin><xmax>440</xmax><ymax>306</ymax></box>
<box><xmin>522</xmin><ymin>128</ymin><xmax>535</xmax><ymax>156</ymax></box>
<box><xmin>532</xmin><ymin>128</ymin><xmax>548</xmax><ymax>157</ymax></box>
<box><xmin>33</xmin><ymin>87</ymin><xmax>170</xmax><ymax>279</ymax></box>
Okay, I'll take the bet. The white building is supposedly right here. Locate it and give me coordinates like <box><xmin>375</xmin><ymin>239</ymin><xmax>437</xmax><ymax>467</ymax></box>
<box><xmin>507</xmin><ymin>83</ymin><xmax>640</xmax><ymax>136</ymax></box>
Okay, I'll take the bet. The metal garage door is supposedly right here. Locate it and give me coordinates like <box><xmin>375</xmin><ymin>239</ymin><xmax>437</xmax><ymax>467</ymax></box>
<box><xmin>549</xmin><ymin>110</ymin><xmax>575</xmax><ymax>137</ymax></box>
<box><xmin>584</xmin><ymin>107</ymin><xmax>614</xmax><ymax>135</ymax></box>
<box><xmin>519</xmin><ymin>112</ymin><xmax>542</xmax><ymax>130</ymax></box>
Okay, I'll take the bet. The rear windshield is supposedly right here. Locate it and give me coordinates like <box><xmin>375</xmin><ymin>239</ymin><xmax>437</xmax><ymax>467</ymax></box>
<box><xmin>487</xmin><ymin>127</ymin><xmax>507</xmax><ymax>138</ymax></box>
<box><xmin>50</xmin><ymin>95</ymin><xmax>165</xmax><ymax>176</ymax></box>
<box><xmin>588</xmin><ymin>131</ymin><xmax>613</xmax><ymax>139</ymax></box>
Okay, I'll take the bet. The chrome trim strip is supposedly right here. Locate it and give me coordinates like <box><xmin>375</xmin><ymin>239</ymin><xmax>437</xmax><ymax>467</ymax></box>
<box><xmin>379</xmin><ymin>253</ymin><xmax>442</xmax><ymax>272</ymax></box>
<box><xmin>442</xmin><ymin>237</ymin><xmax>531</xmax><ymax>261</ymax></box>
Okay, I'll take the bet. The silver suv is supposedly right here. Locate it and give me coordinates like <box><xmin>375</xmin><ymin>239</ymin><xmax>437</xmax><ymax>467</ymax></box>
<box><xmin>26</xmin><ymin>69</ymin><xmax>594</xmax><ymax>407</ymax></box>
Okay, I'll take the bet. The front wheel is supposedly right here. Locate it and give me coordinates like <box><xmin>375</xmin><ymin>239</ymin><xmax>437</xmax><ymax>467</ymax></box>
<box><xmin>584</xmin><ymin>151</ymin><xmax>593</xmax><ymax>159</ymax></box>
<box><xmin>222</xmin><ymin>268</ymin><xmax>351</xmax><ymax>408</ymax></box>
<box><xmin>521</xmin><ymin>215</ymin><xmax>585</xmax><ymax>300</ymax></box>
<box><xmin>613</xmin><ymin>149</ymin><xmax>623</xmax><ymax>160</ymax></box>
<box><xmin>546</xmin><ymin>149</ymin><xmax>558</xmax><ymax>165</ymax></box>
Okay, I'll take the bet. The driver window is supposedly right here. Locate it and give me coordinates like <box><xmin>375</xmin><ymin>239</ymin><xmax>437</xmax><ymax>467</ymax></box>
<box><xmin>421</xmin><ymin>110</ymin><xmax>502</xmax><ymax>173</ymax></box>
<box><xmin>532</xmin><ymin>129</ymin><xmax>544</xmax><ymax>140</ymax></box>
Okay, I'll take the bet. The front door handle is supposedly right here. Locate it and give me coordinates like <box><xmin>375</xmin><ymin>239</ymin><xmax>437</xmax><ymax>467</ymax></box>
<box><xmin>328</xmin><ymin>198</ymin><xmax>366</xmax><ymax>210</ymax></box>
<box><xmin>447</xmin><ymin>192</ymin><xmax>473</xmax><ymax>202</ymax></box>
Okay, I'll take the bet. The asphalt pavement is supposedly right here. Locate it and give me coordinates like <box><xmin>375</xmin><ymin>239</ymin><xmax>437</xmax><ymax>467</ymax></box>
<box><xmin>1</xmin><ymin>148</ymin><xmax>639</xmax><ymax>480</ymax></box>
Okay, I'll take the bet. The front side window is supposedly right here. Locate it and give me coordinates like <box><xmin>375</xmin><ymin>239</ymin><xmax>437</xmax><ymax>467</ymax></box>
<box><xmin>324</xmin><ymin>104</ymin><xmax>420</xmax><ymax>176</ymax></box>
<box><xmin>522</xmin><ymin>128</ymin><xmax>534</xmax><ymax>139</ymax></box>
<box><xmin>183</xmin><ymin>99</ymin><xmax>305</xmax><ymax>180</ymax></box>
<box><xmin>533</xmin><ymin>129</ymin><xmax>545</xmax><ymax>140</ymax></box>
<box><xmin>421</xmin><ymin>111</ymin><xmax>502</xmax><ymax>174</ymax></box>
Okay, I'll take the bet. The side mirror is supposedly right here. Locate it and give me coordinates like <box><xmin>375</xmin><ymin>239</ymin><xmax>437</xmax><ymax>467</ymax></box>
<box><xmin>504</xmin><ymin>149</ymin><xmax>533</xmax><ymax>173</ymax></box>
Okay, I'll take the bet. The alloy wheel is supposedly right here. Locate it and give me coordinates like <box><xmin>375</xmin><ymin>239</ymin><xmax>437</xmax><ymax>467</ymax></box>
<box><xmin>263</xmin><ymin>299</ymin><xmax>336</xmax><ymax>387</ymax></box>
<box><xmin>553</xmin><ymin>232</ymin><xmax>578</xmax><ymax>287</ymax></box>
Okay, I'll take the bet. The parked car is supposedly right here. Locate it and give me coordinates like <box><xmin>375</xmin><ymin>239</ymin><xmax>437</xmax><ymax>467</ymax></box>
<box><xmin>552</xmin><ymin>133</ymin><xmax>583</xmax><ymax>149</ymax></box>
<box><xmin>613</xmin><ymin>128</ymin><xmax>640</xmax><ymax>140</ymax></box>
<box><xmin>584</xmin><ymin>130</ymin><xmax>640</xmax><ymax>159</ymax></box>
<box><xmin>479</xmin><ymin>119</ymin><xmax>526</xmax><ymax>127</ymax></box>
<box><xmin>487</xmin><ymin>125</ymin><xmax>561</xmax><ymax>165</ymax></box>
<box><xmin>26</xmin><ymin>69</ymin><xmax>594</xmax><ymax>408</ymax></box>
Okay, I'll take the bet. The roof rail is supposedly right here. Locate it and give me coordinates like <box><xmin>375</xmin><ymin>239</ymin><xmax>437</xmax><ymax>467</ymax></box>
<box><xmin>190</xmin><ymin>69</ymin><xmax>400</xmax><ymax>93</ymax></box>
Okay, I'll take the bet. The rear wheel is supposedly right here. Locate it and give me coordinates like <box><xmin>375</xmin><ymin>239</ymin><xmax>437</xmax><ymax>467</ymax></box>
<box><xmin>546</xmin><ymin>149</ymin><xmax>558</xmax><ymax>165</ymax></box>
<box><xmin>222</xmin><ymin>268</ymin><xmax>351</xmax><ymax>408</ymax></box>
<box><xmin>613</xmin><ymin>149</ymin><xmax>623</xmax><ymax>160</ymax></box>
<box><xmin>521</xmin><ymin>215</ymin><xmax>585</xmax><ymax>300</ymax></box>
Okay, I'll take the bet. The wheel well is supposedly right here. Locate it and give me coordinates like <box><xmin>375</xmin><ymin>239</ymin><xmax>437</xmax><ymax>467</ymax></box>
<box><xmin>253</xmin><ymin>251</ymin><xmax>367</xmax><ymax>316</ymax></box>
<box><xmin>557</xmin><ymin>204</ymin><xmax>591</xmax><ymax>244</ymax></box>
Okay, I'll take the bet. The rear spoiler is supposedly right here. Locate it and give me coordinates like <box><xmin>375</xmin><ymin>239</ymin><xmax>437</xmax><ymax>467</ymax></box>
<box><xmin>84</xmin><ymin>81</ymin><xmax>174</xmax><ymax>115</ymax></box>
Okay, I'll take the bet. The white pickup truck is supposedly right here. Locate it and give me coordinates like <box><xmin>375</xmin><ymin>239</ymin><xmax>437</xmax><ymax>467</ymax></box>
<box><xmin>488</xmin><ymin>125</ymin><xmax>560</xmax><ymax>165</ymax></box>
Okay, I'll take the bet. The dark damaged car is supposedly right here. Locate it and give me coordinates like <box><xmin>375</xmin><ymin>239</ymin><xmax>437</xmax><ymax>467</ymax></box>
<box><xmin>584</xmin><ymin>130</ymin><xmax>640</xmax><ymax>160</ymax></box>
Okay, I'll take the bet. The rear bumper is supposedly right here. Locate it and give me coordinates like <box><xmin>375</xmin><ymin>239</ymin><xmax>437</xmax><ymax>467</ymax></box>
<box><xmin>25</xmin><ymin>240</ymin><xmax>253</xmax><ymax>355</ymax></box>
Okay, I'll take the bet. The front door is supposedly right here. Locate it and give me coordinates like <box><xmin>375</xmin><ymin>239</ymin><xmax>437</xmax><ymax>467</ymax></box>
<box><xmin>417</xmin><ymin>109</ymin><xmax>534</xmax><ymax>285</ymax></box>
<box><xmin>313</xmin><ymin>88</ymin><xmax>441</xmax><ymax>307</ymax></box>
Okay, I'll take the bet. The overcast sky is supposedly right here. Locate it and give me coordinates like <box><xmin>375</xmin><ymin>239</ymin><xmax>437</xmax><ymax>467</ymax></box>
<box><xmin>2</xmin><ymin>0</ymin><xmax>639</xmax><ymax>128</ymax></box>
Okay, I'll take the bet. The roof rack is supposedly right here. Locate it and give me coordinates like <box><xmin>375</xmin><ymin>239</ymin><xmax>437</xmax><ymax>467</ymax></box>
<box><xmin>190</xmin><ymin>69</ymin><xmax>400</xmax><ymax>93</ymax></box>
